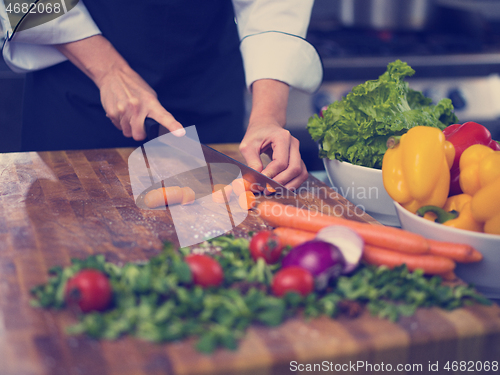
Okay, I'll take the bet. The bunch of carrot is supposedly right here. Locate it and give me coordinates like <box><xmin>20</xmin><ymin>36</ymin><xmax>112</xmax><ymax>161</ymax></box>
<box><xmin>258</xmin><ymin>201</ymin><xmax>483</xmax><ymax>280</ymax></box>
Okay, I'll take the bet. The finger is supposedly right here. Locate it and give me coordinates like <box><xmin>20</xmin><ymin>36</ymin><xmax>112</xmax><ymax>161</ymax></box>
<box><xmin>260</xmin><ymin>130</ymin><xmax>292</xmax><ymax>179</ymax></box>
<box><xmin>106</xmin><ymin>111</ymin><xmax>122</xmax><ymax>131</ymax></box>
<box><xmin>130</xmin><ymin>113</ymin><xmax>147</xmax><ymax>141</ymax></box>
<box><xmin>239</xmin><ymin>141</ymin><xmax>264</xmax><ymax>172</ymax></box>
<box><xmin>119</xmin><ymin>112</ymin><xmax>133</xmax><ymax>138</ymax></box>
<box><xmin>116</xmin><ymin>95</ymin><xmax>143</xmax><ymax>138</ymax></box>
<box><xmin>270</xmin><ymin>137</ymin><xmax>303</xmax><ymax>185</ymax></box>
<box><xmin>284</xmin><ymin>160</ymin><xmax>309</xmax><ymax>191</ymax></box>
<box><xmin>150</xmin><ymin>106</ymin><xmax>185</xmax><ymax>137</ymax></box>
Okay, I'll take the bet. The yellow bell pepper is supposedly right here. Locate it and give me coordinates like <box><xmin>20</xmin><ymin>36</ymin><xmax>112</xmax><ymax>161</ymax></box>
<box><xmin>459</xmin><ymin>144</ymin><xmax>500</xmax><ymax>196</ymax></box>
<box><xmin>382</xmin><ymin>126</ymin><xmax>455</xmax><ymax>213</ymax></box>
<box><xmin>470</xmin><ymin>175</ymin><xmax>500</xmax><ymax>235</ymax></box>
<box><xmin>416</xmin><ymin>194</ymin><xmax>484</xmax><ymax>232</ymax></box>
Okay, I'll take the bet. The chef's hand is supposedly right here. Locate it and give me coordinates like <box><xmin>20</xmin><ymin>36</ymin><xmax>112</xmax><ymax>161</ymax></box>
<box><xmin>56</xmin><ymin>35</ymin><xmax>185</xmax><ymax>139</ymax></box>
<box><xmin>97</xmin><ymin>66</ymin><xmax>185</xmax><ymax>139</ymax></box>
<box><xmin>239</xmin><ymin>79</ymin><xmax>308</xmax><ymax>191</ymax></box>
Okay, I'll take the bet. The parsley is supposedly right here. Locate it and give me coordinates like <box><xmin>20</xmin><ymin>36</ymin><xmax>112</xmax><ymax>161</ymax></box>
<box><xmin>31</xmin><ymin>236</ymin><xmax>491</xmax><ymax>353</ymax></box>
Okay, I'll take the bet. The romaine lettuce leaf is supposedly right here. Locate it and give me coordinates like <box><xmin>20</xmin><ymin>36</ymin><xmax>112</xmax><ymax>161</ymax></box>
<box><xmin>308</xmin><ymin>60</ymin><xmax>459</xmax><ymax>169</ymax></box>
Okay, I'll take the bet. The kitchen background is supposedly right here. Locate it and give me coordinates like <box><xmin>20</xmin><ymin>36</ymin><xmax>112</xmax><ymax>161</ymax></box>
<box><xmin>2</xmin><ymin>0</ymin><xmax>500</xmax><ymax>172</ymax></box>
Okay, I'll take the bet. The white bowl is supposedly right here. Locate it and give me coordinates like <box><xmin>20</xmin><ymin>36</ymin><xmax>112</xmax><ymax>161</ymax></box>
<box><xmin>323</xmin><ymin>158</ymin><xmax>400</xmax><ymax>226</ymax></box>
<box><xmin>394</xmin><ymin>201</ymin><xmax>500</xmax><ymax>299</ymax></box>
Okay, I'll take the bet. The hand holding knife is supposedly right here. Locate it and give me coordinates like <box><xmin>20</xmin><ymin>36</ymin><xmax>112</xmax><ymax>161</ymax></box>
<box><xmin>143</xmin><ymin>118</ymin><xmax>294</xmax><ymax>196</ymax></box>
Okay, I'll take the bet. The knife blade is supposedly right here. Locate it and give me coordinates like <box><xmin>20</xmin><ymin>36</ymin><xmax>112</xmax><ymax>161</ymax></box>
<box><xmin>143</xmin><ymin>118</ymin><xmax>295</xmax><ymax>197</ymax></box>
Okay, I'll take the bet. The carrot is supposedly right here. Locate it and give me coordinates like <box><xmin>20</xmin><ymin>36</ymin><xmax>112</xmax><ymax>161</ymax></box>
<box><xmin>438</xmin><ymin>271</ymin><xmax>458</xmax><ymax>281</ymax></box>
<box><xmin>144</xmin><ymin>189</ymin><xmax>165</xmax><ymax>208</ymax></box>
<box><xmin>232</xmin><ymin>178</ymin><xmax>250</xmax><ymax>196</ymax></box>
<box><xmin>162</xmin><ymin>186</ymin><xmax>183</xmax><ymax>205</ymax></box>
<box><xmin>266</xmin><ymin>183</ymin><xmax>276</xmax><ymax>194</ymax></box>
<box><xmin>242</xmin><ymin>173</ymin><xmax>264</xmax><ymax>193</ymax></box>
<box><xmin>212</xmin><ymin>184</ymin><xmax>233</xmax><ymax>204</ymax></box>
<box><xmin>257</xmin><ymin>201</ymin><xmax>430</xmax><ymax>254</ymax></box>
<box><xmin>428</xmin><ymin>239</ymin><xmax>483</xmax><ymax>263</ymax></box>
<box><xmin>181</xmin><ymin>187</ymin><xmax>195</xmax><ymax>205</ymax></box>
<box><xmin>273</xmin><ymin>227</ymin><xmax>316</xmax><ymax>247</ymax></box>
<box><xmin>238</xmin><ymin>191</ymin><xmax>257</xmax><ymax>210</ymax></box>
<box><xmin>144</xmin><ymin>186</ymin><xmax>183</xmax><ymax>208</ymax></box>
<box><xmin>362</xmin><ymin>244</ymin><xmax>456</xmax><ymax>275</ymax></box>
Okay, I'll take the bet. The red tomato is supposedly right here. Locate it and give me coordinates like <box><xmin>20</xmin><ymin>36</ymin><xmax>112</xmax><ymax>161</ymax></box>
<box><xmin>249</xmin><ymin>231</ymin><xmax>284</xmax><ymax>264</ymax></box>
<box><xmin>184</xmin><ymin>254</ymin><xmax>224</xmax><ymax>288</ymax></box>
<box><xmin>271</xmin><ymin>266</ymin><xmax>314</xmax><ymax>297</ymax></box>
<box><xmin>65</xmin><ymin>269</ymin><xmax>112</xmax><ymax>313</ymax></box>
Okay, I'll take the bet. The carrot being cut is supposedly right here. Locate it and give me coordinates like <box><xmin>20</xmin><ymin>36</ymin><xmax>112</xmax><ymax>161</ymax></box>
<box><xmin>232</xmin><ymin>178</ymin><xmax>250</xmax><ymax>196</ymax></box>
<box><xmin>266</xmin><ymin>183</ymin><xmax>276</xmax><ymax>194</ymax></box>
<box><xmin>428</xmin><ymin>239</ymin><xmax>483</xmax><ymax>263</ymax></box>
<box><xmin>257</xmin><ymin>201</ymin><xmax>430</xmax><ymax>254</ymax></box>
<box><xmin>181</xmin><ymin>187</ymin><xmax>195</xmax><ymax>205</ymax></box>
<box><xmin>273</xmin><ymin>227</ymin><xmax>315</xmax><ymax>248</ymax></box>
<box><xmin>144</xmin><ymin>186</ymin><xmax>183</xmax><ymax>208</ymax></box>
<box><xmin>243</xmin><ymin>173</ymin><xmax>264</xmax><ymax>193</ymax></box>
<box><xmin>362</xmin><ymin>244</ymin><xmax>456</xmax><ymax>276</ymax></box>
<box><xmin>212</xmin><ymin>184</ymin><xmax>232</xmax><ymax>204</ymax></box>
<box><xmin>238</xmin><ymin>191</ymin><xmax>256</xmax><ymax>210</ymax></box>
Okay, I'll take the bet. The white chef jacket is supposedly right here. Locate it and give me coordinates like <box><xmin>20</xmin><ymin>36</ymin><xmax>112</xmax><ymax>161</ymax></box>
<box><xmin>0</xmin><ymin>0</ymin><xmax>323</xmax><ymax>92</ymax></box>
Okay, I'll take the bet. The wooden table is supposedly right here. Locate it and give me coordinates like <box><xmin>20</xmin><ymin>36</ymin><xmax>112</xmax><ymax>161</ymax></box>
<box><xmin>1</xmin><ymin>145</ymin><xmax>499</xmax><ymax>375</ymax></box>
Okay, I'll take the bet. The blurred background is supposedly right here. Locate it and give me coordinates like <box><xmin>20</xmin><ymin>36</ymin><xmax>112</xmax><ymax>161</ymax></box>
<box><xmin>2</xmin><ymin>0</ymin><xmax>500</xmax><ymax>172</ymax></box>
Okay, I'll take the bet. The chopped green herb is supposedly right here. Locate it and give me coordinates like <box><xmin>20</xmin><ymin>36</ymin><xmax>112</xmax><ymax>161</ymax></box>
<box><xmin>31</xmin><ymin>235</ymin><xmax>491</xmax><ymax>353</ymax></box>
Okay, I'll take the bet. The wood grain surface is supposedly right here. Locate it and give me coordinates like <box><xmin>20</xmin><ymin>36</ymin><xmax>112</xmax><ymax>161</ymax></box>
<box><xmin>0</xmin><ymin>145</ymin><xmax>499</xmax><ymax>375</ymax></box>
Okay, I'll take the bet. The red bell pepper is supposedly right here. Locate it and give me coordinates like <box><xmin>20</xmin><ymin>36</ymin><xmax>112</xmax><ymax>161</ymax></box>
<box><xmin>443</xmin><ymin>121</ymin><xmax>500</xmax><ymax>196</ymax></box>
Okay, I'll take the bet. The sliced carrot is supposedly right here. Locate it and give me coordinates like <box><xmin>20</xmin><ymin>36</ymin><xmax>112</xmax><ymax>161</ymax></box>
<box><xmin>238</xmin><ymin>191</ymin><xmax>257</xmax><ymax>210</ymax></box>
<box><xmin>181</xmin><ymin>186</ymin><xmax>195</xmax><ymax>205</ymax></box>
<box><xmin>266</xmin><ymin>183</ymin><xmax>276</xmax><ymax>194</ymax></box>
<box><xmin>212</xmin><ymin>184</ymin><xmax>232</xmax><ymax>204</ymax></box>
<box><xmin>428</xmin><ymin>239</ymin><xmax>483</xmax><ymax>263</ymax></box>
<box><xmin>273</xmin><ymin>227</ymin><xmax>315</xmax><ymax>247</ymax></box>
<box><xmin>144</xmin><ymin>186</ymin><xmax>183</xmax><ymax>208</ymax></box>
<box><xmin>257</xmin><ymin>201</ymin><xmax>430</xmax><ymax>254</ymax></box>
<box><xmin>362</xmin><ymin>244</ymin><xmax>456</xmax><ymax>276</ymax></box>
<box><xmin>242</xmin><ymin>173</ymin><xmax>264</xmax><ymax>193</ymax></box>
<box><xmin>232</xmin><ymin>178</ymin><xmax>250</xmax><ymax>196</ymax></box>
<box><xmin>144</xmin><ymin>189</ymin><xmax>166</xmax><ymax>208</ymax></box>
<box><xmin>162</xmin><ymin>186</ymin><xmax>183</xmax><ymax>205</ymax></box>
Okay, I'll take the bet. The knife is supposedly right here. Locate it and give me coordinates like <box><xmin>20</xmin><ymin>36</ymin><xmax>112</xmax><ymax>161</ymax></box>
<box><xmin>143</xmin><ymin>118</ymin><xmax>295</xmax><ymax>197</ymax></box>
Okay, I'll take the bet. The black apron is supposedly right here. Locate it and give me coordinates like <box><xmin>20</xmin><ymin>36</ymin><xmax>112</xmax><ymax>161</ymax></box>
<box><xmin>21</xmin><ymin>0</ymin><xmax>245</xmax><ymax>151</ymax></box>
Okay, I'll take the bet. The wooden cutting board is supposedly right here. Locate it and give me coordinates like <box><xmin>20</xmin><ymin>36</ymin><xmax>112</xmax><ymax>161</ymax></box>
<box><xmin>0</xmin><ymin>145</ymin><xmax>499</xmax><ymax>375</ymax></box>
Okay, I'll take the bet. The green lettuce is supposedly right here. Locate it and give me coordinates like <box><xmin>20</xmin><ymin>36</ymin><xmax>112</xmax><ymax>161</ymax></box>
<box><xmin>307</xmin><ymin>60</ymin><xmax>459</xmax><ymax>169</ymax></box>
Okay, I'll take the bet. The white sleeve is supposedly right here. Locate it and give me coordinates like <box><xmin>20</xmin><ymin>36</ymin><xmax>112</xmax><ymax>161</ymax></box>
<box><xmin>0</xmin><ymin>0</ymin><xmax>101</xmax><ymax>73</ymax></box>
<box><xmin>232</xmin><ymin>0</ymin><xmax>323</xmax><ymax>93</ymax></box>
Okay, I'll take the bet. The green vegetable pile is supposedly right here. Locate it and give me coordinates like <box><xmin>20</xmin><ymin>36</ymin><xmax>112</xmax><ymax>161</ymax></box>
<box><xmin>31</xmin><ymin>235</ymin><xmax>490</xmax><ymax>354</ymax></box>
<box><xmin>307</xmin><ymin>60</ymin><xmax>459</xmax><ymax>169</ymax></box>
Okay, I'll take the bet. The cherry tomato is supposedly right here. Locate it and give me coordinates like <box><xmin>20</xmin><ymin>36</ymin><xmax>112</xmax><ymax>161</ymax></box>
<box><xmin>272</xmin><ymin>266</ymin><xmax>314</xmax><ymax>297</ymax></box>
<box><xmin>249</xmin><ymin>230</ymin><xmax>284</xmax><ymax>264</ymax></box>
<box><xmin>184</xmin><ymin>254</ymin><xmax>224</xmax><ymax>288</ymax></box>
<box><xmin>65</xmin><ymin>269</ymin><xmax>112</xmax><ymax>313</ymax></box>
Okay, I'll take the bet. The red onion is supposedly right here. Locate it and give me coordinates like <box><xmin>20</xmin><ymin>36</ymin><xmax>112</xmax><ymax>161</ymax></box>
<box><xmin>316</xmin><ymin>226</ymin><xmax>364</xmax><ymax>274</ymax></box>
<box><xmin>281</xmin><ymin>240</ymin><xmax>345</xmax><ymax>290</ymax></box>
